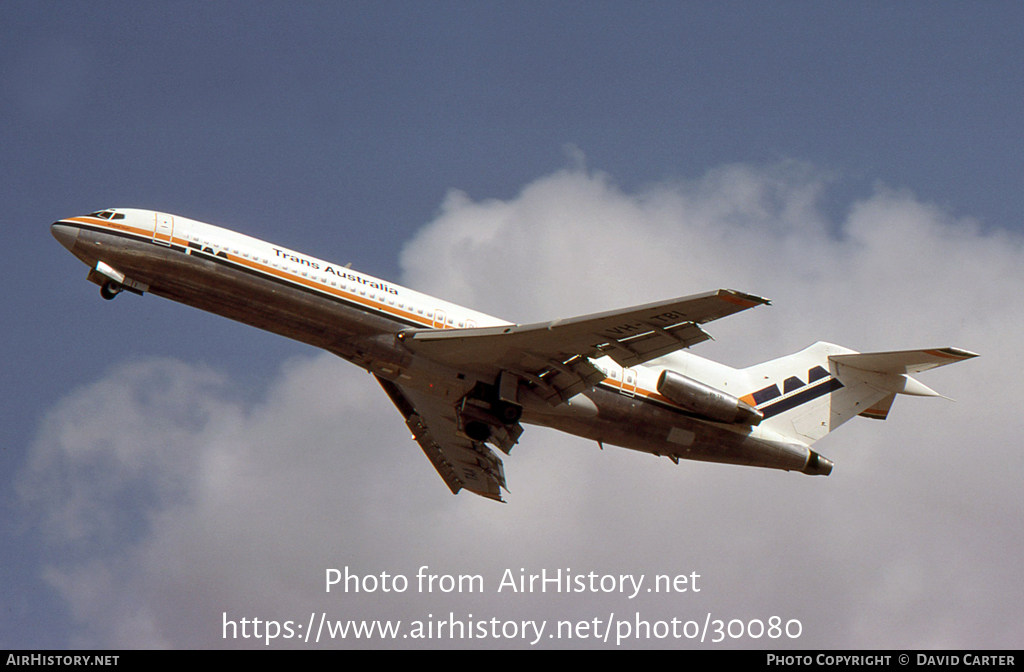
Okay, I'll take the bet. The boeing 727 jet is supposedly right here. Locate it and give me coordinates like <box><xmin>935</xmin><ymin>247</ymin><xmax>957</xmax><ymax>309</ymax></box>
<box><xmin>52</xmin><ymin>209</ymin><xmax>977</xmax><ymax>501</ymax></box>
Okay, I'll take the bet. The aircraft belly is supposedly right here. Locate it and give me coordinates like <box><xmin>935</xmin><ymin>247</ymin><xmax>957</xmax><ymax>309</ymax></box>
<box><xmin>71</xmin><ymin>228</ymin><xmax>407</xmax><ymax>366</ymax></box>
<box><xmin>525</xmin><ymin>385</ymin><xmax>811</xmax><ymax>472</ymax></box>
<box><xmin>53</xmin><ymin>211</ymin><xmax>976</xmax><ymax>496</ymax></box>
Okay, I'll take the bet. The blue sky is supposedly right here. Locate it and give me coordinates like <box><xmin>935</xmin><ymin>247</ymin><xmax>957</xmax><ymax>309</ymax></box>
<box><xmin>2</xmin><ymin>2</ymin><xmax>1022</xmax><ymax>648</ymax></box>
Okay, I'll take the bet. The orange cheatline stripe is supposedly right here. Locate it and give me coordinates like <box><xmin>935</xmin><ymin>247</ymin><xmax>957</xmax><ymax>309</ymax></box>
<box><xmin>85</xmin><ymin>219</ymin><xmax>700</xmax><ymax>403</ymax></box>
<box><xmin>69</xmin><ymin>216</ymin><xmax>140</xmax><ymax>237</ymax></box>
<box><xmin>602</xmin><ymin>376</ymin><xmax>691</xmax><ymax>410</ymax></box>
<box><xmin>230</xmin><ymin>251</ymin><xmax>434</xmax><ymax>327</ymax></box>
<box><xmin>209</xmin><ymin>239</ymin><xmax>458</xmax><ymax>329</ymax></box>
<box><xmin>73</xmin><ymin>218</ymin><xmax>441</xmax><ymax>329</ymax></box>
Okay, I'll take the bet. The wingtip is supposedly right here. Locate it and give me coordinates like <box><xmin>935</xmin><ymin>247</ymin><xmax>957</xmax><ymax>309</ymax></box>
<box><xmin>720</xmin><ymin>289</ymin><xmax>771</xmax><ymax>307</ymax></box>
<box><xmin>922</xmin><ymin>347</ymin><xmax>980</xmax><ymax>363</ymax></box>
<box><xmin>945</xmin><ymin>347</ymin><xmax>979</xmax><ymax>359</ymax></box>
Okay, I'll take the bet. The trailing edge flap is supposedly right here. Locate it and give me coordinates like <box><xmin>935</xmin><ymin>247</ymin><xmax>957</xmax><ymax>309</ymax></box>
<box><xmin>402</xmin><ymin>289</ymin><xmax>769</xmax><ymax>404</ymax></box>
<box><xmin>829</xmin><ymin>347</ymin><xmax>978</xmax><ymax>398</ymax></box>
<box><xmin>375</xmin><ymin>375</ymin><xmax>507</xmax><ymax>502</ymax></box>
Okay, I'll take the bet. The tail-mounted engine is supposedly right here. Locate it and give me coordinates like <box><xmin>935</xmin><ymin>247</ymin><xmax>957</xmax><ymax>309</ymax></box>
<box><xmin>657</xmin><ymin>370</ymin><xmax>763</xmax><ymax>426</ymax></box>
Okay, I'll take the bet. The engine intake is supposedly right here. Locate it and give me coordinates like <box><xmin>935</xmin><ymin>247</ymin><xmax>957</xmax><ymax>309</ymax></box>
<box><xmin>656</xmin><ymin>370</ymin><xmax>763</xmax><ymax>426</ymax></box>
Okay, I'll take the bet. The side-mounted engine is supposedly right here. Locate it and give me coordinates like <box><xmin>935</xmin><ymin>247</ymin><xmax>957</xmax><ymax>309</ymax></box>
<box><xmin>656</xmin><ymin>370</ymin><xmax>763</xmax><ymax>425</ymax></box>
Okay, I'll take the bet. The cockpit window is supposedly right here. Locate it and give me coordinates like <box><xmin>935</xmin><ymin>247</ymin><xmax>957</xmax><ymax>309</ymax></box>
<box><xmin>88</xmin><ymin>210</ymin><xmax>124</xmax><ymax>220</ymax></box>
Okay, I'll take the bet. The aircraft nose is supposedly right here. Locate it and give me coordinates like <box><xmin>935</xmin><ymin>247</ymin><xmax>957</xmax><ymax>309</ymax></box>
<box><xmin>51</xmin><ymin>222</ymin><xmax>80</xmax><ymax>251</ymax></box>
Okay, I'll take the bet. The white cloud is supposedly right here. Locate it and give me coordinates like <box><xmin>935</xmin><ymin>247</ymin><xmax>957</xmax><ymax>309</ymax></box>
<box><xmin>20</xmin><ymin>162</ymin><xmax>1024</xmax><ymax>648</ymax></box>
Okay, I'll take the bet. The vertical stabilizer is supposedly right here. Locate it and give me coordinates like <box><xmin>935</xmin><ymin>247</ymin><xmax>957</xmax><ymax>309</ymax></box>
<box><xmin>740</xmin><ymin>343</ymin><xmax>977</xmax><ymax>445</ymax></box>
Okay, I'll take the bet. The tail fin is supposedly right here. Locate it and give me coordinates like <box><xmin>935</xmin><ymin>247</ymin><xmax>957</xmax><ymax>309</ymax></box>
<box><xmin>741</xmin><ymin>343</ymin><xmax>977</xmax><ymax>445</ymax></box>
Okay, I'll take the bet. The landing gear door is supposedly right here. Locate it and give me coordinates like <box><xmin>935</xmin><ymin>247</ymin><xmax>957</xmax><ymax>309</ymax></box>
<box><xmin>154</xmin><ymin>213</ymin><xmax>174</xmax><ymax>246</ymax></box>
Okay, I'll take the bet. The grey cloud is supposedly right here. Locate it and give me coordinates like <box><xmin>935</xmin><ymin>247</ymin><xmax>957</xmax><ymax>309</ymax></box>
<box><xmin>21</xmin><ymin>163</ymin><xmax>1023</xmax><ymax>648</ymax></box>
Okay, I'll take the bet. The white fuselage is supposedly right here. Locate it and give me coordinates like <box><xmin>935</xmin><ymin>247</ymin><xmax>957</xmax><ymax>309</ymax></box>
<box><xmin>52</xmin><ymin>208</ymin><xmax>830</xmax><ymax>495</ymax></box>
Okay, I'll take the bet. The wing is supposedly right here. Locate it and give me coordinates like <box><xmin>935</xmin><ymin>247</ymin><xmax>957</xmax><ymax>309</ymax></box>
<box><xmin>376</xmin><ymin>375</ymin><xmax>508</xmax><ymax>502</ymax></box>
<box><xmin>400</xmin><ymin>289</ymin><xmax>769</xmax><ymax>405</ymax></box>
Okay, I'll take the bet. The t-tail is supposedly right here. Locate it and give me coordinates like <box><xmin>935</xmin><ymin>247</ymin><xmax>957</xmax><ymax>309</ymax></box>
<box><xmin>740</xmin><ymin>342</ymin><xmax>978</xmax><ymax>449</ymax></box>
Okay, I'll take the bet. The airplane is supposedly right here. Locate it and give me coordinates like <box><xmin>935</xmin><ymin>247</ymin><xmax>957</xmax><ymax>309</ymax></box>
<box><xmin>51</xmin><ymin>208</ymin><xmax>977</xmax><ymax>501</ymax></box>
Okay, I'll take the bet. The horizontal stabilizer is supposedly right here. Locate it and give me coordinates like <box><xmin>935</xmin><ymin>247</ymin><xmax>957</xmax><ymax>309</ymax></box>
<box><xmin>829</xmin><ymin>347</ymin><xmax>978</xmax><ymax>375</ymax></box>
<box><xmin>748</xmin><ymin>342</ymin><xmax>977</xmax><ymax>445</ymax></box>
<box><xmin>830</xmin><ymin>347</ymin><xmax>977</xmax><ymax>399</ymax></box>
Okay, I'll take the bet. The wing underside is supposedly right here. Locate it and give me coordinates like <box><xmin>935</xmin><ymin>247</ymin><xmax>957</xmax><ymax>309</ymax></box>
<box><xmin>376</xmin><ymin>376</ymin><xmax>508</xmax><ymax>501</ymax></box>
<box><xmin>376</xmin><ymin>289</ymin><xmax>769</xmax><ymax>499</ymax></box>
